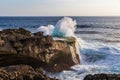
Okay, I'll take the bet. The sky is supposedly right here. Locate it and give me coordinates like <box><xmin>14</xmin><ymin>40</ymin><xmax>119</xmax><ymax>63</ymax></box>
<box><xmin>0</xmin><ymin>0</ymin><xmax>120</xmax><ymax>16</ymax></box>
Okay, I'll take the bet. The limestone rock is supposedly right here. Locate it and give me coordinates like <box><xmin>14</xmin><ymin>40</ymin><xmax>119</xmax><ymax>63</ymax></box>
<box><xmin>0</xmin><ymin>28</ymin><xmax>80</xmax><ymax>72</ymax></box>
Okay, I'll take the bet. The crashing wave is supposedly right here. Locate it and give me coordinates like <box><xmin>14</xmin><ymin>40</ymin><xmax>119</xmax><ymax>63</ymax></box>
<box><xmin>52</xmin><ymin>17</ymin><xmax>77</xmax><ymax>37</ymax></box>
<box><xmin>37</xmin><ymin>16</ymin><xmax>81</xmax><ymax>64</ymax></box>
<box><xmin>37</xmin><ymin>17</ymin><xmax>77</xmax><ymax>37</ymax></box>
<box><xmin>37</xmin><ymin>25</ymin><xmax>54</xmax><ymax>35</ymax></box>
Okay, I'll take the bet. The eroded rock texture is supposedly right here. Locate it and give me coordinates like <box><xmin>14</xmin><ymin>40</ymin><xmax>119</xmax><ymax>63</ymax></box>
<box><xmin>0</xmin><ymin>28</ymin><xmax>80</xmax><ymax>72</ymax></box>
<box><xmin>0</xmin><ymin>65</ymin><xmax>58</xmax><ymax>80</ymax></box>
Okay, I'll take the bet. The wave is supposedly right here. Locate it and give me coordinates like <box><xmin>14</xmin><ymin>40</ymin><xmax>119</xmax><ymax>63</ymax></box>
<box><xmin>37</xmin><ymin>17</ymin><xmax>77</xmax><ymax>37</ymax></box>
<box><xmin>77</xmin><ymin>24</ymin><xmax>120</xmax><ymax>29</ymax></box>
<box><xmin>75</xmin><ymin>31</ymin><xmax>101</xmax><ymax>34</ymax></box>
<box><xmin>37</xmin><ymin>25</ymin><xmax>54</xmax><ymax>35</ymax></box>
<box><xmin>77</xmin><ymin>25</ymin><xmax>92</xmax><ymax>28</ymax></box>
<box><xmin>36</xmin><ymin>17</ymin><xmax>120</xmax><ymax>80</ymax></box>
<box><xmin>52</xmin><ymin>17</ymin><xmax>76</xmax><ymax>37</ymax></box>
<box><xmin>49</xmin><ymin>41</ymin><xmax>120</xmax><ymax>80</ymax></box>
<box><xmin>46</xmin><ymin>38</ymin><xmax>120</xmax><ymax>80</ymax></box>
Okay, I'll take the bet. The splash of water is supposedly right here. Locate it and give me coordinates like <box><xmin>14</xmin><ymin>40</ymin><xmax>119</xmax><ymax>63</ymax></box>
<box><xmin>37</xmin><ymin>25</ymin><xmax>54</xmax><ymax>36</ymax></box>
<box><xmin>37</xmin><ymin>17</ymin><xmax>81</xmax><ymax>60</ymax></box>
<box><xmin>37</xmin><ymin>17</ymin><xmax>84</xmax><ymax>79</ymax></box>
<box><xmin>37</xmin><ymin>17</ymin><xmax>77</xmax><ymax>37</ymax></box>
<box><xmin>52</xmin><ymin>17</ymin><xmax>77</xmax><ymax>37</ymax></box>
<box><xmin>37</xmin><ymin>17</ymin><xmax>120</xmax><ymax>80</ymax></box>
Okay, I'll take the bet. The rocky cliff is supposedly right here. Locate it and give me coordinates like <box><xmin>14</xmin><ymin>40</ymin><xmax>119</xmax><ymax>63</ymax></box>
<box><xmin>0</xmin><ymin>28</ymin><xmax>80</xmax><ymax>73</ymax></box>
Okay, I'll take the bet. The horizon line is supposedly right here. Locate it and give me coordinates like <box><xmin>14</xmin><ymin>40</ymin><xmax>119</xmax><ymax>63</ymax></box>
<box><xmin>1</xmin><ymin>15</ymin><xmax>120</xmax><ymax>17</ymax></box>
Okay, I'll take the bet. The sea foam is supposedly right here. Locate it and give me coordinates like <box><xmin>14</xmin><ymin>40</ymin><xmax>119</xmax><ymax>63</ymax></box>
<box><xmin>37</xmin><ymin>17</ymin><xmax>120</xmax><ymax>80</ymax></box>
<box><xmin>37</xmin><ymin>17</ymin><xmax>81</xmax><ymax>61</ymax></box>
<box><xmin>37</xmin><ymin>25</ymin><xmax>54</xmax><ymax>35</ymax></box>
<box><xmin>37</xmin><ymin>17</ymin><xmax>77</xmax><ymax>37</ymax></box>
<box><xmin>52</xmin><ymin>17</ymin><xmax>77</xmax><ymax>37</ymax></box>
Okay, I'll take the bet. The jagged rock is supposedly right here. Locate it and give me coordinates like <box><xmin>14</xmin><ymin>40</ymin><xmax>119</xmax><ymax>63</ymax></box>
<box><xmin>0</xmin><ymin>36</ymin><xmax>17</xmax><ymax>54</ymax></box>
<box><xmin>34</xmin><ymin>32</ymin><xmax>43</xmax><ymax>36</ymax></box>
<box><xmin>0</xmin><ymin>28</ymin><xmax>80</xmax><ymax>72</ymax></box>
<box><xmin>0</xmin><ymin>65</ymin><xmax>58</xmax><ymax>80</ymax></box>
<box><xmin>84</xmin><ymin>73</ymin><xmax>120</xmax><ymax>80</ymax></box>
<box><xmin>47</xmin><ymin>63</ymin><xmax>70</xmax><ymax>72</ymax></box>
<box><xmin>1</xmin><ymin>28</ymin><xmax>32</xmax><ymax>36</ymax></box>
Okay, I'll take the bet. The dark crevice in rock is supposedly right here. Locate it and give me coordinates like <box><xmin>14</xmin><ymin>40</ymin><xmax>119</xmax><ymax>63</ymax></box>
<box><xmin>0</xmin><ymin>54</ymin><xmax>47</xmax><ymax>68</ymax></box>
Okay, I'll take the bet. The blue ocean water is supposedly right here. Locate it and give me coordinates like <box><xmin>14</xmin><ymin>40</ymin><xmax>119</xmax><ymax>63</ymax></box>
<box><xmin>1</xmin><ymin>16</ymin><xmax>120</xmax><ymax>80</ymax></box>
<box><xmin>1</xmin><ymin>16</ymin><xmax>120</xmax><ymax>42</ymax></box>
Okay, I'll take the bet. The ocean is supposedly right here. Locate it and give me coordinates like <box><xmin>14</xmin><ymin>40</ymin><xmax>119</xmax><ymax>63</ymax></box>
<box><xmin>1</xmin><ymin>16</ymin><xmax>120</xmax><ymax>80</ymax></box>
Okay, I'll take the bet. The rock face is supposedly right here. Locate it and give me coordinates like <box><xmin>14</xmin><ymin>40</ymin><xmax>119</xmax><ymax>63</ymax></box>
<box><xmin>0</xmin><ymin>28</ymin><xmax>80</xmax><ymax>72</ymax></box>
<box><xmin>0</xmin><ymin>65</ymin><xmax>58</xmax><ymax>80</ymax></box>
<box><xmin>84</xmin><ymin>74</ymin><xmax>120</xmax><ymax>80</ymax></box>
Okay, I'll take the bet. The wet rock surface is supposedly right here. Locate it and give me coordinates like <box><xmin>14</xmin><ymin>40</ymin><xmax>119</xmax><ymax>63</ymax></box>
<box><xmin>84</xmin><ymin>73</ymin><xmax>120</xmax><ymax>80</ymax></box>
<box><xmin>0</xmin><ymin>28</ymin><xmax>80</xmax><ymax>72</ymax></box>
<box><xmin>0</xmin><ymin>65</ymin><xmax>58</xmax><ymax>80</ymax></box>
<box><xmin>0</xmin><ymin>28</ymin><xmax>80</xmax><ymax>79</ymax></box>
